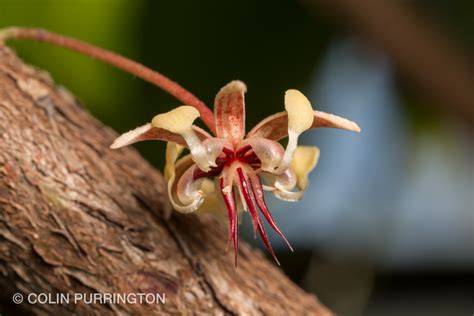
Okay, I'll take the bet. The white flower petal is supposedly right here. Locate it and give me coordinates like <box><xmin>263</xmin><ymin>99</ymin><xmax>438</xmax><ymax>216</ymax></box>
<box><xmin>151</xmin><ymin>106</ymin><xmax>200</xmax><ymax>133</ymax></box>
<box><xmin>290</xmin><ymin>146</ymin><xmax>320</xmax><ymax>190</ymax></box>
<box><xmin>275</xmin><ymin>90</ymin><xmax>315</xmax><ymax>174</ymax></box>
<box><xmin>285</xmin><ymin>89</ymin><xmax>314</xmax><ymax>133</ymax></box>
<box><xmin>242</xmin><ymin>137</ymin><xmax>284</xmax><ymax>172</ymax></box>
<box><xmin>152</xmin><ymin>106</ymin><xmax>215</xmax><ymax>171</ymax></box>
<box><xmin>168</xmin><ymin>161</ymin><xmax>205</xmax><ymax>214</ymax></box>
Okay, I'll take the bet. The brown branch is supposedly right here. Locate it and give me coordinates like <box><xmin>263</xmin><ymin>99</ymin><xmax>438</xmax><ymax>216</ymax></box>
<box><xmin>0</xmin><ymin>47</ymin><xmax>331</xmax><ymax>315</ymax></box>
<box><xmin>0</xmin><ymin>27</ymin><xmax>216</xmax><ymax>133</ymax></box>
<box><xmin>307</xmin><ymin>0</ymin><xmax>474</xmax><ymax>125</ymax></box>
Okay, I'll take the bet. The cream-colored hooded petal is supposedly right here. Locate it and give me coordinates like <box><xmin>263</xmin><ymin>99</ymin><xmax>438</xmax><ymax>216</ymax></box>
<box><xmin>290</xmin><ymin>146</ymin><xmax>320</xmax><ymax>190</ymax></box>
<box><xmin>274</xmin><ymin>89</ymin><xmax>314</xmax><ymax>174</ymax></box>
<box><xmin>152</xmin><ymin>106</ymin><xmax>216</xmax><ymax>172</ymax></box>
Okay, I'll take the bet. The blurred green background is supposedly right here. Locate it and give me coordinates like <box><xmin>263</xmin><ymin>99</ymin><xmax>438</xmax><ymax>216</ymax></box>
<box><xmin>0</xmin><ymin>0</ymin><xmax>334</xmax><ymax>168</ymax></box>
<box><xmin>1</xmin><ymin>0</ymin><xmax>473</xmax><ymax>315</ymax></box>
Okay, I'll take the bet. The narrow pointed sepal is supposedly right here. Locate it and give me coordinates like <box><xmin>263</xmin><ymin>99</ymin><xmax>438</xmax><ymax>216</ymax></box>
<box><xmin>247</xmin><ymin>110</ymin><xmax>361</xmax><ymax>141</ymax></box>
<box><xmin>110</xmin><ymin>123</ymin><xmax>211</xmax><ymax>149</ymax></box>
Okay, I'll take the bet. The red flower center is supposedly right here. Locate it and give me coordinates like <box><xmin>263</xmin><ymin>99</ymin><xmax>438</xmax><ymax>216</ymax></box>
<box><xmin>192</xmin><ymin>144</ymin><xmax>292</xmax><ymax>266</ymax></box>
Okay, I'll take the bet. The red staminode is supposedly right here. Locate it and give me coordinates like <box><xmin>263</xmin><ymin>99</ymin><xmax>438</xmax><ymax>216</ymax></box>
<box><xmin>196</xmin><ymin>145</ymin><xmax>292</xmax><ymax>266</ymax></box>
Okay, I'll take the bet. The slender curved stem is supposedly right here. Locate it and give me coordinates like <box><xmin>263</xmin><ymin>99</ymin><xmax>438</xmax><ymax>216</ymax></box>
<box><xmin>0</xmin><ymin>27</ymin><xmax>216</xmax><ymax>133</ymax></box>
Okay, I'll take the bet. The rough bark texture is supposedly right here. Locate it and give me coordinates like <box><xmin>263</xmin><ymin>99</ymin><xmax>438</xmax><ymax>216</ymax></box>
<box><xmin>0</xmin><ymin>48</ymin><xmax>331</xmax><ymax>315</ymax></box>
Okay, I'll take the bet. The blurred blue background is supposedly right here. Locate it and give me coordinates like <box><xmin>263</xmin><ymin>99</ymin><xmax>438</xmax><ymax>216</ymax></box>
<box><xmin>1</xmin><ymin>0</ymin><xmax>472</xmax><ymax>315</ymax></box>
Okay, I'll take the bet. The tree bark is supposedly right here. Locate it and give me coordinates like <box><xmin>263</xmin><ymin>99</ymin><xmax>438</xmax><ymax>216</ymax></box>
<box><xmin>0</xmin><ymin>47</ymin><xmax>331</xmax><ymax>316</ymax></box>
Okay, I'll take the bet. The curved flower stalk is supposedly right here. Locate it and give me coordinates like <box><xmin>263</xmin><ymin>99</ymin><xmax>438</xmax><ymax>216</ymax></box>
<box><xmin>111</xmin><ymin>80</ymin><xmax>360</xmax><ymax>265</ymax></box>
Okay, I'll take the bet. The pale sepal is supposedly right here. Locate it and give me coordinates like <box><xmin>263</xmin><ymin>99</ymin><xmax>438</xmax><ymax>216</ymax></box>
<box><xmin>110</xmin><ymin>123</ymin><xmax>211</xmax><ymax>149</ymax></box>
<box><xmin>214</xmin><ymin>80</ymin><xmax>247</xmax><ymax>144</ymax></box>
